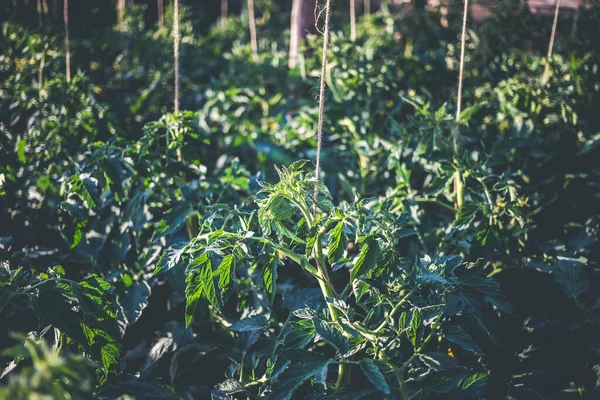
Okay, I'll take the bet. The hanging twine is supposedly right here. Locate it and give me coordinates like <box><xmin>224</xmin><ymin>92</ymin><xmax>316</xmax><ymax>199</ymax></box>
<box><xmin>64</xmin><ymin>0</ymin><xmax>70</xmax><ymax>82</ymax></box>
<box><xmin>313</xmin><ymin>0</ymin><xmax>332</xmax><ymax>215</ymax></box>
<box><xmin>543</xmin><ymin>0</ymin><xmax>562</xmax><ymax>85</ymax></box>
<box><xmin>312</xmin><ymin>0</ymin><xmax>336</xmax><ymax>296</ymax></box>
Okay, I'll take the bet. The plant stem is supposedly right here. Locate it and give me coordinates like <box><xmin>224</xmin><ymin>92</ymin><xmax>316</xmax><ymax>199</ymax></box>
<box><xmin>374</xmin><ymin>287</ymin><xmax>417</xmax><ymax>333</ymax></box>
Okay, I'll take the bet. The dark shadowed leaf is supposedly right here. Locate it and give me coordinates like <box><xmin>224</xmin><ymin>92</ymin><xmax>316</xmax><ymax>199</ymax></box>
<box><xmin>360</xmin><ymin>358</ymin><xmax>390</xmax><ymax>395</ymax></box>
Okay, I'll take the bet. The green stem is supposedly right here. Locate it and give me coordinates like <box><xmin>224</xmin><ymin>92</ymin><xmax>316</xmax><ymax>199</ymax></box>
<box><xmin>454</xmin><ymin>170</ymin><xmax>464</xmax><ymax>210</ymax></box>
<box><xmin>374</xmin><ymin>287</ymin><xmax>417</xmax><ymax>333</ymax></box>
<box><xmin>414</xmin><ymin>197</ymin><xmax>457</xmax><ymax>213</ymax></box>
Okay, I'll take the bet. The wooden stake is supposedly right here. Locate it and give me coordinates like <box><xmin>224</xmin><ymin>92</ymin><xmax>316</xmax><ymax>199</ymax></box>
<box><xmin>364</xmin><ymin>0</ymin><xmax>370</xmax><ymax>15</ymax></box>
<box><xmin>64</xmin><ymin>0</ymin><xmax>70</xmax><ymax>82</ymax></box>
<box><xmin>42</xmin><ymin>0</ymin><xmax>48</xmax><ymax>14</ymax></box>
<box><xmin>221</xmin><ymin>0</ymin><xmax>228</xmax><ymax>26</ymax></box>
<box><xmin>247</xmin><ymin>0</ymin><xmax>258</xmax><ymax>62</ymax></box>
<box><xmin>453</xmin><ymin>0</ymin><xmax>469</xmax><ymax>209</ymax></box>
<box><xmin>158</xmin><ymin>0</ymin><xmax>164</xmax><ymax>26</ymax></box>
<box><xmin>117</xmin><ymin>0</ymin><xmax>125</xmax><ymax>32</ymax></box>
<box><xmin>37</xmin><ymin>0</ymin><xmax>43</xmax><ymax>25</ymax></box>
<box><xmin>350</xmin><ymin>0</ymin><xmax>356</xmax><ymax>42</ymax></box>
<box><xmin>543</xmin><ymin>0</ymin><xmax>561</xmax><ymax>85</ymax></box>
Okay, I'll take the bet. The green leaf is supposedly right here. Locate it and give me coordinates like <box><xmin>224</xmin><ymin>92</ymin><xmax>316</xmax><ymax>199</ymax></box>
<box><xmin>216</xmin><ymin>255</ymin><xmax>234</xmax><ymax>290</ymax></box>
<box><xmin>360</xmin><ymin>358</ymin><xmax>391</xmax><ymax>395</ymax></box>
<box><xmin>459</xmin><ymin>372</ymin><xmax>488</xmax><ymax>390</ymax></box>
<box><xmin>262</xmin><ymin>253</ymin><xmax>278</xmax><ymax>303</ymax></box>
<box><xmin>229</xmin><ymin>314</ymin><xmax>269</xmax><ymax>332</ymax></box>
<box><xmin>17</xmin><ymin>139</ymin><xmax>26</xmax><ymax>163</ymax></box>
<box><xmin>553</xmin><ymin>256</ymin><xmax>589</xmax><ymax>299</ymax></box>
<box><xmin>154</xmin><ymin>243</ymin><xmax>187</xmax><ymax>275</ymax></box>
<box><xmin>305</xmin><ymin>216</ymin><xmax>322</xmax><ymax>258</ymax></box>
<box><xmin>184</xmin><ymin>273</ymin><xmax>203</xmax><ymax>328</ymax></box>
<box><xmin>351</xmin><ymin>238</ymin><xmax>381</xmax><ymax>281</ymax></box>
<box><xmin>200</xmin><ymin>259</ymin><xmax>219</xmax><ymax>310</ymax></box>
<box><xmin>100</xmin><ymin>343</ymin><xmax>120</xmax><ymax>375</ymax></box>
<box><xmin>327</xmin><ymin>221</ymin><xmax>347</xmax><ymax>264</ymax></box>
<box><xmin>151</xmin><ymin>203</ymin><xmax>192</xmax><ymax>243</ymax></box>
<box><xmin>408</xmin><ymin>309</ymin><xmax>423</xmax><ymax>347</ymax></box>
<box><xmin>313</xmin><ymin>318</ymin><xmax>349</xmax><ymax>354</ymax></box>
<box><xmin>443</xmin><ymin>326</ymin><xmax>483</xmax><ymax>356</ymax></box>
<box><xmin>268</xmin><ymin>350</ymin><xmax>331</xmax><ymax>400</ymax></box>
<box><xmin>118</xmin><ymin>280</ymin><xmax>151</xmax><ymax>326</ymax></box>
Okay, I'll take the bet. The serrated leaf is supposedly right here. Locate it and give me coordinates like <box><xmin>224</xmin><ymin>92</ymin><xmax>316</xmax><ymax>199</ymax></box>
<box><xmin>263</xmin><ymin>253</ymin><xmax>278</xmax><ymax>303</ymax></box>
<box><xmin>154</xmin><ymin>243</ymin><xmax>187</xmax><ymax>275</ymax></box>
<box><xmin>100</xmin><ymin>343</ymin><xmax>120</xmax><ymax>374</ymax></box>
<box><xmin>201</xmin><ymin>259</ymin><xmax>219</xmax><ymax>310</ymax></box>
<box><xmin>327</xmin><ymin>221</ymin><xmax>347</xmax><ymax>264</ymax></box>
<box><xmin>268</xmin><ymin>350</ymin><xmax>330</xmax><ymax>400</ymax></box>
<box><xmin>313</xmin><ymin>318</ymin><xmax>349</xmax><ymax>354</ymax></box>
<box><xmin>360</xmin><ymin>358</ymin><xmax>390</xmax><ymax>395</ymax></box>
<box><xmin>350</xmin><ymin>238</ymin><xmax>381</xmax><ymax>281</ymax></box>
<box><xmin>184</xmin><ymin>273</ymin><xmax>203</xmax><ymax>328</ymax></box>
<box><xmin>216</xmin><ymin>255</ymin><xmax>234</xmax><ymax>290</ymax></box>
<box><xmin>553</xmin><ymin>256</ymin><xmax>589</xmax><ymax>299</ymax></box>
<box><xmin>459</xmin><ymin>371</ymin><xmax>488</xmax><ymax>389</ymax></box>
<box><xmin>305</xmin><ymin>215</ymin><xmax>323</xmax><ymax>258</ymax></box>
<box><xmin>229</xmin><ymin>314</ymin><xmax>269</xmax><ymax>332</ymax></box>
<box><xmin>119</xmin><ymin>280</ymin><xmax>151</xmax><ymax>326</ymax></box>
<box><xmin>443</xmin><ymin>326</ymin><xmax>483</xmax><ymax>356</ymax></box>
<box><xmin>409</xmin><ymin>309</ymin><xmax>423</xmax><ymax>347</ymax></box>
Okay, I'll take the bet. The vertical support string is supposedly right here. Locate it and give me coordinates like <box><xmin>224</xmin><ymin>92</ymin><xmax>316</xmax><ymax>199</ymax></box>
<box><xmin>248</xmin><ymin>0</ymin><xmax>259</xmax><ymax>62</ymax></box>
<box><xmin>313</xmin><ymin>0</ymin><xmax>332</xmax><ymax>215</ymax></box>
<box><xmin>543</xmin><ymin>0</ymin><xmax>561</xmax><ymax>85</ymax></box>
<box><xmin>174</xmin><ymin>0</ymin><xmax>181</xmax><ymax>161</ymax></box>
<box><xmin>64</xmin><ymin>0</ymin><xmax>70</xmax><ymax>83</ymax></box>
<box><xmin>174</xmin><ymin>0</ymin><xmax>180</xmax><ymax>114</ymax></box>
<box><xmin>453</xmin><ymin>0</ymin><xmax>469</xmax><ymax>209</ymax></box>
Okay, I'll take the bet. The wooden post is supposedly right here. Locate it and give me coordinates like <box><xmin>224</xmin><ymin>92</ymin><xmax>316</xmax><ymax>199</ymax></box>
<box><xmin>248</xmin><ymin>0</ymin><xmax>259</xmax><ymax>62</ymax></box>
<box><xmin>158</xmin><ymin>0</ymin><xmax>164</xmax><ymax>26</ymax></box>
<box><xmin>543</xmin><ymin>0</ymin><xmax>562</xmax><ymax>85</ymax></box>
<box><xmin>350</xmin><ymin>0</ymin><xmax>356</xmax><ymax>42</ymax></box>
<box><xmin>37</xmin><ymin>0</ymin><xmax>43</xmax><ymax>25</ymax></box>
<box><xmin>64</xmin><ymin>0</ymin><xmax>70</xmax><ymax>82</ymax></box>
<box><xmin>289</xmin><ymin>0</ymin><xmax>316</xmax><ymax>69</ymax></box>
<box><xmin>453</xmin><ymin>0</ymin><xmax>469</xmax><ymax>210</ymax></box>
<box><xmin>221</xmin><ymin>0</ymin><xmax>228</xmax><ymax>26</ymax></box>
<box><xmin>364</xmin><ymin>0</ymin><xmax>370</xmax><ymax>15</ymax></box>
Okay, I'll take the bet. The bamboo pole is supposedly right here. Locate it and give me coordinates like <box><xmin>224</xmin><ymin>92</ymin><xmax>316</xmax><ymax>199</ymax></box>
<box><xmin>158</xmin><ymin>0</ymin><xmax>164</xmax><ymax>26</ymax></box>
<box><xmin>453</xmin><ymin>0</ymin><xmax>469</xmax><ymax>210</ymax></box>
<box><xmin>221</xmin><ymin>0</ymin><xmax>228</xmax><ymax>26</ymax></box>
<box><xmin>350</xmin><ymin>0</ymin><xmax>356</xmax><ymax>42</ymax></box>
<box><xmin>543</xmin><ymin>0</ymin><xmax>561</xmax><ymax>85</ymax></box>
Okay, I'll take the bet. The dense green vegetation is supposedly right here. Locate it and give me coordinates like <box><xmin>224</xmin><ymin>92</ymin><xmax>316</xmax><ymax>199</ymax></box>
<box><xmin>1</xmin><ymin>1</ymin><xmax>599</xmax><ymax>399</ymax></box>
